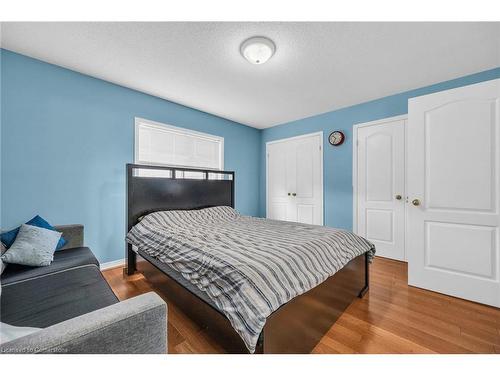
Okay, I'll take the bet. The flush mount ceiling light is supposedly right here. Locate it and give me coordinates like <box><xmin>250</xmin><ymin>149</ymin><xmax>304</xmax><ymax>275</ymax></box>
<box><xmin>240</xmin><ymin>36</ymin><xmax>276</xmax><ymax>65</ymax></box>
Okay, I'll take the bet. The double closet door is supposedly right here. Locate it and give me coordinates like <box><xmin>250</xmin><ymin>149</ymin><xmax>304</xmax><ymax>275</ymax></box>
<box><xmin>266</xmin><ymin>132</ymin><xmax>323</xmax><ymax>225</ymax></box>
<box><xmin>355</xmin><ymin>78</ymin><xmax>500</xmax><ymax>307</ymax></box>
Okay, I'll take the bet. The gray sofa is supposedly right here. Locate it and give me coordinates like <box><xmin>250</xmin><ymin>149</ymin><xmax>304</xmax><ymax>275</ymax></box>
<box><xmin>0</xmin><ymin>225</ymin><xmax>167</xmax><ymax>354</ymax></box>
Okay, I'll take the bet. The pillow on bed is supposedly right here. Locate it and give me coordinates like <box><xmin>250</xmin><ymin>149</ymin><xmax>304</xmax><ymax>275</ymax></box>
<box><xmin>145</xmin><ymin>206</ymin><xmax>239</xmax><ymax>228</ymax></box>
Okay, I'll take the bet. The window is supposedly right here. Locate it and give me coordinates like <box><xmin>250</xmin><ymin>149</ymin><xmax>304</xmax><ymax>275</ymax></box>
<box><xmin>134</xmin><ymin>118</ymin><xmax>224</xmax><ymax>178</ymax></box>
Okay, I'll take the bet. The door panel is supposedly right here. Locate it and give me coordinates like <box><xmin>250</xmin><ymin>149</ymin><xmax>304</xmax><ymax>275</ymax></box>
<box><xmin>296</xmin><ymin>141</ymin><xmax>314</xmax><ymax>198</ymax></box>
<box><xmin>366</xmin><ymin>209</ymin><xmax>393</xmax><ymax>242</ymax></box>
<box><xmin>285</xmin><ymin>140</ymin><xmax>298</xmax><ymax>222</ymax></box>
<box><xmin>267</xmin><ymin>133</ymin><xmax>323</xmax><ymax>225</ymax></box>
<box><xmin>425</xmin><ymin>100</ymin><xmax>496</xmax><ymax>211</ymax></box>
<box><xmin>408</xmin><ymin>78</ymin><xmax>500</xmax><ymax>307</ymax></box>
<box><xmin>366</xmin><ymin>133</ymin><xmax>393</xmax><ymax>202</ymax></box>
<box><xmin>267</xmin><ymin>142</ymin><xmax>289</xmax><ymax>221</ymax></box>
<box><xmin>269</xmin><ymin>203</ymin><xmax>287</xmax><ymax>221</ymax></box>
<box><xmin>293</xmin><ymin>135</ymin><xmax>323</xmax><ymax>225</ymax></box>
<box><xmin>356</xmin><ymin>119</ymin><xmax>406</xmax><ymax>261</ymax></box>
<box><xmin>425</xmin><ymin>221</ymin><xmax>496</xmax><ymax>278</ymax></box>
<box><xmin>297</xmin><ymin>204</ymin><xmax>314</xmax><ymax>225</ymax></box>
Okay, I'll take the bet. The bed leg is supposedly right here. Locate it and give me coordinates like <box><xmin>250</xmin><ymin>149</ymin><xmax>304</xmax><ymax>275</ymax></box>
<box><xmin>125</xmin><ymin>244</ymin><xmax>137</xmax><ymax>276</ymax></box>
<box><xmin>358</xmin><ymin>253</ymin><xmax>370</xmax><ymax>298</ymax></box>
<box><xmin>358</xmin><ymin>285</ymin><xmax>369</xmax><ymax>298</ymax></box>
<box><xmin>254</xmin><ymin>332</ymin><xmax>264</xmax><ymax>354</ymax></box>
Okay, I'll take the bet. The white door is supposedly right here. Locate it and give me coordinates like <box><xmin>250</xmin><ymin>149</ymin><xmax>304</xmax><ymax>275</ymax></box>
<box><xmin>267</xmin><ymin>140</ymin><xmax>289</xmax><ymax>221</ymax></box>
<box><xmin>407</xmin><ymin>78</ymin><xmax>500</xmax><ymax>307</ymax></box>
<box><xmin>267</xmin><ymin>133</ymin><xmax>323</xmax><ymax>225</ymax></box>
<box><xmin>355</xmin><ymin>117</ymin><xmax>406</xmax><ymax>261</ymax></box>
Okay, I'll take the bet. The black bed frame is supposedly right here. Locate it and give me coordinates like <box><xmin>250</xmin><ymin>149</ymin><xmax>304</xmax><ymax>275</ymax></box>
<box><xmin>125</xmin><ymin>163</ymin><xmax>369</xmax><ymax>354</ymax></box>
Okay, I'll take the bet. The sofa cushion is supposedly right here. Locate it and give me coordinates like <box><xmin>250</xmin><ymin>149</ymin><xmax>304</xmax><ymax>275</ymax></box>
<box><xmin>0</xmin><ymin>264</ymin><xmax>119</xmax><ymax>328</ymax></box>
<box><xmin>1</xmin><ymin>247</ymin><xmax>99</xmax><ymax>286</ymax></box>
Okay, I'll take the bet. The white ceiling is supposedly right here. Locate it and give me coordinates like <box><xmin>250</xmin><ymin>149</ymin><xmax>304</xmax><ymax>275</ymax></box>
<box><xmin>1</xmin><ymin>22</ymin><xmax>499</xmax><ymax>128</ymax></box>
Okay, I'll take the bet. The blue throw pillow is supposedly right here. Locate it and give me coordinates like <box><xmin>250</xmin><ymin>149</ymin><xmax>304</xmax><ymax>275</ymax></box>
<box><xmin>0</xmin><ymin>215</ymin><xmax>67</xmax><ymax>250</ymax></box>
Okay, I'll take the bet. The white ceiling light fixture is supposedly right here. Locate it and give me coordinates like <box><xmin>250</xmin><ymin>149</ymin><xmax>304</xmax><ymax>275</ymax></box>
<box><xmin>240</xmin><ymin>36</ymin><xmax>276</xmax><ymax>65</ymax></box>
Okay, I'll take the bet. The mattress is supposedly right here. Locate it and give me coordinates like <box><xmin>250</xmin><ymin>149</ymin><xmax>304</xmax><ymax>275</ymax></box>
<box><xmin>138</xmin><ymin>249</ymin><xmax>218</xmax><ymax>310</ymax></box>
<box><xmin>127</xmin><ymin>206</ymin><xmax>375</xmax><ymax>353</ymax></box>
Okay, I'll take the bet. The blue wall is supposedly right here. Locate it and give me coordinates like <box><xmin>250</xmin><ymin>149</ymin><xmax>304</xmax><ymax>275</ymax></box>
<box><xmin>2</xmin><ymin>48</ymin><xmax>499</xmax><ymax>263</ymax></box>
<box><xmin>260</xmin><ymin>67</ymin><xmax>500</xmax><ymax>229</ymax></box>
<box><xmin>0</xmin><ymin>49</ymin><xmax>261</xmax><ymax>263</ymax></box>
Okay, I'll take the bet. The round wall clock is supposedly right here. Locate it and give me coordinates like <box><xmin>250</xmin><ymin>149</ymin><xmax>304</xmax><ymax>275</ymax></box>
<box><xmin>328</xmin><ymin>131</ymin><xmax>345</xmax><ymax>146</ymax></box>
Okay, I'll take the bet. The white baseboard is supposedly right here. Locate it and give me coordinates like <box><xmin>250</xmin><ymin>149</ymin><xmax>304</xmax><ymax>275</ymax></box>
<box><xmin>100</xmin><ymin>258</ymin><xmax>125</xmax><ymax>271</ymax></box>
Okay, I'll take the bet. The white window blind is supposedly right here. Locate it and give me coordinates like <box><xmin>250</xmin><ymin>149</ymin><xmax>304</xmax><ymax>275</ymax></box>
<box><xmin>134</xmin><ymin>118</ymin><xmax>224</xmax><ymax>174</ymax></box>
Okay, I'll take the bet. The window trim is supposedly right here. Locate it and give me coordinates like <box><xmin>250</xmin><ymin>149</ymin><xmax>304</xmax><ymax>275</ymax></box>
<box><xmin>134</xmin><ymin>117</ymin><xmax>224</xmax><ymax>171</ymax></box>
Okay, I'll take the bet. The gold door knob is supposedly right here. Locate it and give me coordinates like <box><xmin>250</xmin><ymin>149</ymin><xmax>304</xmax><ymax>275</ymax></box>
<box><xmin>412</xmin><ymin>199</ymin><xmax>421</xmax><ymax>206</ymax></box>
<box><xmin>292</xmin><ymin>193</ymin><xmax>297</xmax><ymax>197</ymax></box>
<box><xmin>395</xmin><ymin>194</ymin><xmax>402</xmax><ymax>200</ymax></box>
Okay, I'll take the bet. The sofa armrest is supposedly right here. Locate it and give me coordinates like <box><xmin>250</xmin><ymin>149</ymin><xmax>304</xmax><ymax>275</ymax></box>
<box><xmin>54</xmin><ymin>224</ymin><xmax>84</xmax><ymax>249</ymax></box>
<box><xmin>0</xmin><ymin>292</ymin><xmax>167</xmax><ymax>354</ymax></box>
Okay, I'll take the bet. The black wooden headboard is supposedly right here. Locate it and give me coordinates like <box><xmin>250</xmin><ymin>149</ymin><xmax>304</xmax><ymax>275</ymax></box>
<box><xmin>126</xmin><ymin>164</ymin><xmax>235</xmax><ymax>231</ymax></box>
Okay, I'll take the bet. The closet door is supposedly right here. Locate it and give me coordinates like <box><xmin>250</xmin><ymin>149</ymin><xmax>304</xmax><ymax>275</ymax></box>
<box><xmin>407</xmin><ymin>78</ymin><xmax>500</xmax><ymax>307</ymax></box>
<box><xmin>289</xmin><ymin>134</ymin><xmax>323</xmax><ymax>225</ymax></box>
<box><xmin>267</xmin><ymin>140</ymin><xmax>289</xmax><ymax>221</ymax></box>
<box><xmin>267</xmin><ymin>133</ymin><xmax>323</xmax><ymax>225</ymax></box>
<box><xmin>355</xmin><ymin>117</ymin><xmax>406</xmax><ymax>261</ymax></box>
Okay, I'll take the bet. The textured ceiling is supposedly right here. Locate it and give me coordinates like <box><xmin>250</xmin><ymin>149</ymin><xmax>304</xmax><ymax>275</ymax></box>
<box><xmin>1</xmin><ymin>22</ymin><xmax>499</xmax><ymax>128</ymax></box>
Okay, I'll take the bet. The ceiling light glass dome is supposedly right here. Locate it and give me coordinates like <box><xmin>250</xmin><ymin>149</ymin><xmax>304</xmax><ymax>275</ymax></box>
<box><xmin>240</xmin><ymin>36</ymin><xmax>276</xmax><ymax>65</ymax></box>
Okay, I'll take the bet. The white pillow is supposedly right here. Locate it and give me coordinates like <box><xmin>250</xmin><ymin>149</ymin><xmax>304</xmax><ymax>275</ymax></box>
<box><xmin>1</xmin><ymin>224</ymin><xmax>62</xmax><ymax>267</ymax></box>
<box><xmin>0</xmin><ymin>322</ymin><xmax>42</xmax><ymax>344</ymax></box>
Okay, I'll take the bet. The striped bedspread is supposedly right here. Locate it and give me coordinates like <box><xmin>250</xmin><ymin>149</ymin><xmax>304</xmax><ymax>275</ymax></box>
<box><xmin>126</xmin><ymin>206</ymin><xmax>375</xmax><ymax>353</ymax></box>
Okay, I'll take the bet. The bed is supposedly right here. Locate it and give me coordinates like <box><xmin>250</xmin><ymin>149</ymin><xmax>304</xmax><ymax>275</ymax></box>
<box><xmin>125</xmin><ymin>163</ymin><xmax>374</xmax><ymax>353</ymax></box>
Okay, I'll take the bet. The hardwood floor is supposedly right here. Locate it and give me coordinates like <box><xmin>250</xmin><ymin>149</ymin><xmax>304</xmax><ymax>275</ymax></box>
<box><xmin>102</xmin><ymin>256</ymin><xmax>500</xmax><ymax>354</ymax></box>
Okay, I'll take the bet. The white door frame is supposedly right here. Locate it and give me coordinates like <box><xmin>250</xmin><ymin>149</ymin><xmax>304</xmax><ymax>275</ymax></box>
<box><xmin>352</xmin><ymin>114</ymin><xmax>408</xmax><ymax>259</ymax></box>
<box><xmin>266</xmin><ymin>131</ymin><xmax>324</xmax><ymax>225</ymax></box>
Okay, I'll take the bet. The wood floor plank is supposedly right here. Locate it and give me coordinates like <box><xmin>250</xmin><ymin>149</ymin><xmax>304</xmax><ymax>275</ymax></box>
<box><xmin>312</xmin><ymin>335</ymin><xmax>357</xmax><ymax>354</ymax></box>
<box><xmin>102</xmin><ymin>256</ymin><xmax>500</xmax><ymax>354</ymax></box>
<box><xmin>337</xmin><ymin>313</ymin><xmax>436</xmax><ymax>354</ymax></box>
<box><xmin>312</xmin><ymin>342</ymin><xmax>341</xmax><ymax>354</ymax></box>
<box><xmin>345</xmin><ymin>306</ymin><xmax>474</xmax><ymax>353</ymax></box>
